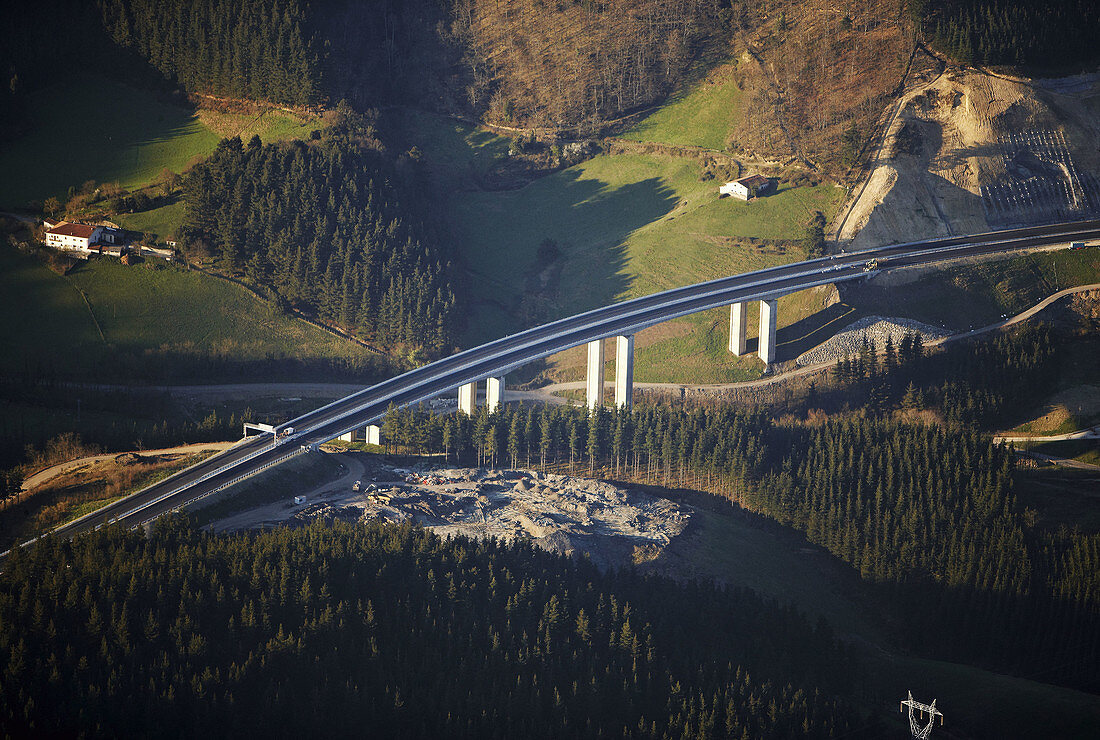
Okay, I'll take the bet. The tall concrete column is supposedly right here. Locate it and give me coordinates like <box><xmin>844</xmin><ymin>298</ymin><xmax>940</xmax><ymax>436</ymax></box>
<box><xmin>728</xmin><ymin>302</ymin><xmax>747</xmax><ymax>356</ymax></box>
<box><xmin>759</xmin><ymin>298</ymin><xmax>778</xmax><ymax>365</ymax></box>
<box><xmin>338</xmin><ymin>430</ymin><xmax>355</xmax><ymax>443</ymax></box>
<box><xmin>486</xmin><ymin>376</ymin><xmax>505</xmax><ymax>413</ymax></box>
<box><xmin>615</xmin><ymin>335</ymin><xmax>634</xmax><ymax>410</ymax></box>
<box><xmin>458</xmin><ymin>381</ymin><xmax>477</xmax><ymax>416</ymax></box>
<box><xmin>365</xmin><ymin>425</ymin><xmax>381</xmax><ymax>446</ymax></box>
<box><xmin>586</xmin><ymin>338</ymin><xmax>605</xmax><ymax>410</ymax></box>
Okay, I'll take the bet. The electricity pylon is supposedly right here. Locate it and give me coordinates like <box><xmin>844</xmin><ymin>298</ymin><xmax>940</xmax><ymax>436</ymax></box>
<box><xmin>900</xmin><ymin>691</ymin><xmax>943</xmax><ymax>739</ymax></box>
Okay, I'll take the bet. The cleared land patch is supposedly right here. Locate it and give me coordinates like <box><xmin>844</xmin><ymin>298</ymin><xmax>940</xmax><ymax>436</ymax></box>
<box><xmin>846</xmin><ymin>248</ymin><xmax>1100</xmax><ymax>329</ymax></box>
<box><xmin>1010</xmin><ymin>384</ymin><xmax>1100</xmax><ymax>435</ymax></box>
<box><xmin>0</xmin><ymin>450</ymin><xmax>217</xmax><ymax>552</ymax></box>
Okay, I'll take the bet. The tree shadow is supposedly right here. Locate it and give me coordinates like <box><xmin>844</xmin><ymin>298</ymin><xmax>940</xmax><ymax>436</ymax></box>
<box><xmin>452</xmin><ymin>166</ymin><xmax>679</xmax><ymax>380</ymax></box>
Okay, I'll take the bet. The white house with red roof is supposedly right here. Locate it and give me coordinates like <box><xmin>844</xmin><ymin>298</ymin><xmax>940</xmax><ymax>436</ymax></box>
<box><xmin>45</xmin><ymin>221</ymin><xmax>103</xmax><ymax>252</ymax></box>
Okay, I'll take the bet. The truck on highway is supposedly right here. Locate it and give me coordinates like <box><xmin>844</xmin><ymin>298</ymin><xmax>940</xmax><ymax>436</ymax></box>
<box><xmin>281</xmin><ymin>427</ymin><xmax>295</xmax><ymax>437</ymax></box>
<box><xmin>1070</xmin><ymin>241</ymin><xmax>1087</xmax><ymax>249</ymax></box>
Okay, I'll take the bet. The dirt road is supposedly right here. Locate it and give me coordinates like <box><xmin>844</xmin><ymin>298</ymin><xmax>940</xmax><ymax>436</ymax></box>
<box><xmin>21</xmin><ymin>441</ymin><xmax>240</xmax><ymax>491</ymax></box>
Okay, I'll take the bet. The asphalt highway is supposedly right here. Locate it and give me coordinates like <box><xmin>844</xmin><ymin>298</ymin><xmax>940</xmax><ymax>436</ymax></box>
<box><xmin>19</xmin><ymin>218</ymin><xmax>1100</xmax><ymax>548</ymax></box>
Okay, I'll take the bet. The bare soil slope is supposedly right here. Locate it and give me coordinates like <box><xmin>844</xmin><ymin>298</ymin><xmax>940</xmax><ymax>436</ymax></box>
<box><xmin>839</xmin><ymin>66</ymin><xmax>1100</xmax><ymax>249</ymax></box>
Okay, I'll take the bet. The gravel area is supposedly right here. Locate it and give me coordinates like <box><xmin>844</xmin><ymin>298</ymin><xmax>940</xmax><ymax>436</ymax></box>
<box><xmin>796</xmin><ymin>316</ymin><xmax>952</xmax><ymax>366</ymax></box>
<box><xmin>215</xmin><ymin>459</ymin><xmax>692</xmax><ymax>571</ymax></box>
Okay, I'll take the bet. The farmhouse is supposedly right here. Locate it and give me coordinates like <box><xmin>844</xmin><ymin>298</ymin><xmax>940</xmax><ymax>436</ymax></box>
<box><xmin>43</xmin><ymin>221</ymin><xmax>127</xmax><ymax>256</ymax></box>
<box><xmin>45</xmin><ymin>222</ymin><xmax>102</xmax><ymax>252</ymax></box>
<box><xmin>719</xmin><ymin>174</ymin><xmax>776</xmax><ymax>201</ymax></box>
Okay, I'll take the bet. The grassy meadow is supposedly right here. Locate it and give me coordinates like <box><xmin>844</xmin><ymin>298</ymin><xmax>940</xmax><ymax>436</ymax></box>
<box><xmin>1</xmin><ymin>242</ymin><xmax>370</xmax><ymax>377</ymax></box>
<box><xmin>115</xmin><ymin>200</ymin><xmax>186</xmax><ymax>240</ymax></box>
<box><xmin>619</xmin><ymin>61</ymin><xmax>744</xmax><ymax>151</ymax></box>
<box><xmin>402</xmin><ymin>110</ymin><xmax>844</xmax><ymax>383</ymax></box>
<box><xmin>0</xmin><ymin>75</ymin><xmax>319</xmax><ymax>209</ymax></box>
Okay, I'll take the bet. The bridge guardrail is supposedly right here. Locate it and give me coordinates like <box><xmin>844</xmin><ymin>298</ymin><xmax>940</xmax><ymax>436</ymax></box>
<box><xmin>140</xmin><ymin>447</ymin><xmax>307</xmax><ymax>525</ymax></box>
<box><xmin>118</xmin><ymin>438</ymin><xmax>281</xmax><ymax>524</ymax></box>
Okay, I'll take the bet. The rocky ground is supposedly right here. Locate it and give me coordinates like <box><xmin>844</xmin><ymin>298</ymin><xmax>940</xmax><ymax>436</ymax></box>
<box><xmin>796</xmin><ymin>315</ymin><xmax>951</xmax><ymax>366</ymax></box>
<box><xmin>210</xmin><ymin>457</ymin><xmax>692</xmax><ymax>570</ymax></box>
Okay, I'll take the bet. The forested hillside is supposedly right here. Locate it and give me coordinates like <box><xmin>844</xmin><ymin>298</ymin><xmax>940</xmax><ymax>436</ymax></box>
<box><xmin>372</xmin><ymin>383</ymin><xmax>1100</xmax><ymax>691</ymax></box>
<box><xmin>180</xmin><ymin>120</ymin><xmax>457</xmax><ymax>354</ymax></box>
<box><xmin>456</xmin><ymin>0</ymin><xmax>725</xmax><ymax>128</ymax></box>
<box><xmin>910</xmin><ymin>0</ymin><xmax>1100</xmax><ymax>69</ymax></box>
<box><xmin>98</xmin><ymin>0</ymin><xmax>321</xmax><ymax>106</ymax></box>
<box><xmin>0</xmin><ymin>520</ymin><xmax>873</xmax><ymax>737</ymax></box>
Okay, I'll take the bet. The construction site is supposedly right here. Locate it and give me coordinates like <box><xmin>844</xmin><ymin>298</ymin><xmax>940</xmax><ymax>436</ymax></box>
<box><xmin>208</xmin><ymin>459</ymin><xmax>693</xmax><ymax>570</ymax></box>
<box><xmin>837</xmin><ymin>63</ymin><xmax>1100</xmax><ymax>249</ymax></box>
<box><xmin>981</xmin><ymin>129</ymin><xmax>1100</xmax><ymax>227</ymax></box>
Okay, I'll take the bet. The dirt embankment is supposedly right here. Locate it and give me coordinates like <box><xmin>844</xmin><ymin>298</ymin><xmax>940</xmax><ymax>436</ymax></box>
<box><xmin>838</xmin><ymin>67</ymin><xmax>1100</xmax><ymax>249</ymax></box>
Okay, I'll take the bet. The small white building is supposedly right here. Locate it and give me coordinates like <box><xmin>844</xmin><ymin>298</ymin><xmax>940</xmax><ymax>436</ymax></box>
<box><xmin>719</xmin><ymin>174</ymin><xmax>775</xmax><ymax>201</ymax></box>
<box><xmin>45</xmin><ymin>222</ymin><xmax>102</xmax><ymax>252</ymax></box>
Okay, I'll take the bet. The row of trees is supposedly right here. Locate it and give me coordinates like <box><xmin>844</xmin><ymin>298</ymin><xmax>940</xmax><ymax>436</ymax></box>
<box><xmin>830</xmin><ymin>326</ymin><xmax>1057</xmax><ymax>429</ymax></box>
<box><xmin>181</xmin><ymin>125</ymin><xmax>457</xmax><ymax>354</ymax></box>
<box><xmin>0</xmin><ymin>519</ymin><xmax>872</xmax><ymax>737</ymax></box>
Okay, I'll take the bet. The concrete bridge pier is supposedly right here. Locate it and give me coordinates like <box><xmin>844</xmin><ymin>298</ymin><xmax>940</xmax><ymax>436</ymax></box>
<box><xmin>458</xmin><ymin>381</ymin><xmax>477</xmax><ymax>416</ymax></box>
<box><xmin>337</xmin><ymin>424</ymin><xmax>381</xmax><ymax>445</ymax></box>
<box><xmin>586</xmin><ymin>338</ymin><xmax>605</xmax><ymax>410</ymax></box>
<box><xmin>728</xmin><ymin>302</ymin><xmax>747</xmax><ymax>356</ymax></box>
<box><xmin>615</xmin><ymin>334</ymin><xmax>634</xmax><ymax>409</ymax></box>
<box><xmin>486</xmin><ymin>376</ymin><xmax>505</xmax><ymax>413</ymax></box>
<box><xmin>759</xmin><ymin>298</ymin><xmax>778</xmax><ymax>365</ymax></box>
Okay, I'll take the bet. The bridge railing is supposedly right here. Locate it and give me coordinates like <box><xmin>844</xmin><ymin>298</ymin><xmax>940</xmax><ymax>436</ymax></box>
<box><xmin>139</xmin><ymin>447</ymin><xmax>307</xmax><ymax>525</ymax></box>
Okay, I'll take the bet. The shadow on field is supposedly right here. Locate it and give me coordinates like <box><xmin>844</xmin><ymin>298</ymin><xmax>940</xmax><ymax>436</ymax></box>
<box><xmin>774</xmin><ymin>301</ymin><xmax>861</xmax><ymax>362</ymax></box>
<box><xmin>502</xmin><ymin>170</ymin><xmax>678</xmax><ymax>382</ymax></box>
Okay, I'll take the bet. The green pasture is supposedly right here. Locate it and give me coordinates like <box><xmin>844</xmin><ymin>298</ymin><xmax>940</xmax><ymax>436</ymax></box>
<box><xmin>619</xmin><ymin>62</ymin><xmax>744</xmax><ymax>151</ymax></box>
<box><xmin>445</xmin><ymin>144</ymin><xmax>840</xmax><ymax>314</ymax></box>
<box><xmin>116</xmin><ymin>200</ymin><xmax>186</xmax><ymax>240</ymax></box>
<box><xmin>393</xmin><ymin>110</ymin><xmax>509</xmax><ymax>182</ymax></box>
<box><xmin>411</xmin><ymin>109</ymin><xmax>843</xmax><ymax>381</ymax></box>
<box><xmin>0</xmin><ymin>75</ymin><xmax>319</xmax><ymax>208</ymax></box>
<box><xmin>1</xmin><ymin>243</ymin><xmax>368</xmax><ymax>376</ymax></box>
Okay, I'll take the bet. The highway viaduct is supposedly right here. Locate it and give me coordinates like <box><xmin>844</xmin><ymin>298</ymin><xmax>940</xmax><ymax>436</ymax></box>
<box><xmin>15</xmin><ymin>218</ymin><xmax>1100</xmax><ymax>547</ymax></box>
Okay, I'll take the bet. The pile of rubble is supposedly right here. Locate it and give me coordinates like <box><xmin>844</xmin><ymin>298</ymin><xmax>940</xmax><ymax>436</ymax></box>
<box><xmin>796</xmin><ymin>316</ymin><xmax>950</xmax><ymax>366</ymax></box>
<box><xmin>294</xmin><ymin>466</ymin><xmax>692</xmax><ymax>569</ymax></box>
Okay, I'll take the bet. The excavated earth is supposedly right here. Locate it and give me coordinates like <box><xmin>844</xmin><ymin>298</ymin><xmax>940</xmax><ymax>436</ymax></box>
<box><xmin>211</xmin><ymin>460</ymin><xmax>692</xmax><ymax>570</ymax></box>
<box><xmin>839</xmin><ymin>67</ymin><xmax>1100</xmax><ymax>250</ymax></box>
